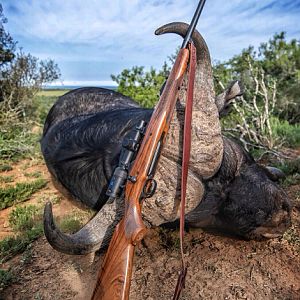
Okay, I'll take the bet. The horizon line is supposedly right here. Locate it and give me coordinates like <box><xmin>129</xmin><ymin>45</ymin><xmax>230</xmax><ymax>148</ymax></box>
<box><xmin>45</xmin><ymin>80</ymin><xmax>117</xmax><ymax>87</ymax></box>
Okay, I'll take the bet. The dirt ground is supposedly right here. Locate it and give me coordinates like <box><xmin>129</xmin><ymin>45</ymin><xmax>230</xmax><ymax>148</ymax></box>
<box><xmin>1</xmin><ymin>159</ymin><xmax>300</xmax><ymax>300</ymax></box>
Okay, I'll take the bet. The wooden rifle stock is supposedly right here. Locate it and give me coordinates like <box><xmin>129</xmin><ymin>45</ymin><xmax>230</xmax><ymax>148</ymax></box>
<box><xmin>91</xmin><ymin>48</ymin><xmax>190</xmax><ymax>300</ymax></box>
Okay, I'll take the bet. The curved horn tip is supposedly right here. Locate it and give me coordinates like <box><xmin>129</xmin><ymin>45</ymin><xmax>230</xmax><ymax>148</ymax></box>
<box><xmin>43</xmin><ymin>201</ymin><xmax>88</xmax><ymax>255</ymax></box>
<box><xmin>44</xmin><ymin>201</ymin><xmax>55</xmax><ymax>230</ymax></box>
<box><xmin>153</xmin><ymin>21</ymin><xmax>209</xmax><ymax>64</ymax></box>
<box><xmin>43</xmin><ymin>200</ymin><xmax>113</xmax><ymax>256</ymax></box>
<box><xmin>154</xmin><ymin>27</ymin><xmax>162</xmax><ymax>35</ymax></box>
<box><xmin>43</xmin><ymin>201</ymin><xmax>60</xmax><ymax>246</ymax></box>
<box><xmin>154</xmin><ymin>22</ymin><xmax>189</xmax><ymax>36</ymax></box>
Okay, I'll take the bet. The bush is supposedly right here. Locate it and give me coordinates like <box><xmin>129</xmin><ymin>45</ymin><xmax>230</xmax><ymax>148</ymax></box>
<box><xmin>0</xmin><ymin>51</ymin><xmax>60</xmax><ymax>124</ymax></box>
<box><xmin>0</xmin><ymin>127</ymin><xmax>40</xmax><ymax>160</ymax></box>
<box><xmin>0</xmin><ymin>5</ymin><xmax>60</xmax><ymax>162</ymax></box>
<box><xmin>214</xmin><ymin>33</ymin><xmax>300</xmax><ymax>157</ymax></box>
<box><xmin>275</xmin><ymin>158</ymin><xmax>300</xmax><ymax>176</ymax></box>
<box><xmin>111</xmin><ymin>64</ymin><xmax>169</xmax><ymax>108</ymax></box>
<box><xmin>275</xmin><ymin>158</ymin><xmax>300</xmax><ymax>187</ymax></box>
<box><xmin>0</xmin><ymin>269</ymin><xmax>15</xmax><ymax>291</ymax></box>
<box><xmin>214</xmin><ymin>32</ymin><xmax>300</xmax><ymax>125</ymax></box>
<box><xmin>270</xmin><ymin>117</ymin><xmax>300</xmax><ymax>148</ymax></box>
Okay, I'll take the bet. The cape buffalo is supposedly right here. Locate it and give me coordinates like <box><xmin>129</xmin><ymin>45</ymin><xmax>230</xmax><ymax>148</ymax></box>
<box><xmin>41</xmin><ymin>22</ymin><xmax>291</xmax><ymax>255</ymax></box>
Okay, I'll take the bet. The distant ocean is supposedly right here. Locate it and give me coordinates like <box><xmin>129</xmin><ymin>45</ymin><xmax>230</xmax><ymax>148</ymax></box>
<box><xmin>43</xmin><ymin>85</ymin><xmax>117</xmax><ymax>90</ymax></box>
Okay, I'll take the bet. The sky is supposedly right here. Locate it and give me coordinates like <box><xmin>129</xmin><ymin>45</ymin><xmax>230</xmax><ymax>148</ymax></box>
<box><xmin>2</xmin><ymin>0</ymin><xmax>300</xmax><ymax>86</ymax></box>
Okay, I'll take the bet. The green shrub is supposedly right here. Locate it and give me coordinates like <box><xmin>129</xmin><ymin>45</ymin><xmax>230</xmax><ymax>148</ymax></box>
<box><xmin>111</xmin><ymin>64</ymin><xmax>169</xmax><ymax>108</ymax></box>
<box><xmin>275</xmin><ymin>158</ymin><xmax>300</xmax><ymax>187</ymax></box>
<box><xmin>0</xmin><ymin>128</ymin><xmax>40</xmax><ymax>161</ymax></box>
<box><xmin>275</xmin><ymin>158</ymin><xmax>300</xmax><ymax>176</ymax></box>
<box><xmin>281</xmin><ymin>174</ymin><xmax>300</xmax><ymax>187</ymax></box>
<box><xmin>270</xmin><ymin>117</ymin><xmax>300</xmax><ymax>148</ymax></box>
<box><xmin>9</xmin><ymin>205</ymin><xmax>40</xmax><ymax>232</ymax></box>
<box><xmin>0</xmin><ymin>179</ymin><xmax>47</xmax><ymax>210</ymax></box>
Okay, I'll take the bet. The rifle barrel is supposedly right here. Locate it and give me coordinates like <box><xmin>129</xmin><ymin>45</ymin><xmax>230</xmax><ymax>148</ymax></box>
<box><xmin>181</xmin><ymin>0</ymin><xmax>206</xmax><ymax>49</ymax></box>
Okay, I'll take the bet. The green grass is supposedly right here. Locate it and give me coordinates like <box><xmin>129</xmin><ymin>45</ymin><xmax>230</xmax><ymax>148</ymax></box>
<box><xmin>0</xmin><ymin>269</ymin><xmax>15</xmax><ymax>291</ymax></box>
<box><xmin>0</xmin><ymin>204</ymin><xmax>43</xmax><ymax>263</ymax></box>
<box><xmin>270</xmin><ymin>117</ymin><xmax>300</xmax><ymax>148</ymax></box>
<box><xmin>32</xmin><ymin>90</ymin><xmax>69</xmax><ymax>125</ymax></box>
<box><xmin>24</xmin><ymin>171</ymin><xmax>42</xmax><ymax>178</ymax></box>
<box><xmin>0</xmin><ymin>206</ymin><xmax>91</xmax><ymax>264</ymax></box>
<box><xmin>20</xmin><ymin>246</ymin><xmax>34</xmax><ymax>265</ymax></box>
<box><xmin>281</xmin><ymin>174</ymin><xmax>300</xmax><ymax>187</ymax></box>
<box><xmin>0</xmin><ymin>179</ymin><xmax>47</xmax><ymax>210</ymax></box>
<box><xmin>249</xmin><ymin>148</ymin><xmax>266</xmax><ymax>160</ymax></box>
<box><xmin>37</xmin><ymin>89</ymin><xmax>69</xmax><ymax>97</ymax></box>
<box><xmin>0</xmin><ymin>225</ymin><xmax>43</xmax><ymax>263</ymax></box>
<box><xmin>0</xmin><ymin>164</ymin><xmax>12</xmax><ymax>172</ymax></box>
<box><xmin>0</xmin><ymin>175</ymin><xmax>14</xmax><ymax>183</ymax></box>
<box><xmin>59</xmin><ymin>214</ymin><xmax>83</xmax><ymax>234</ymax></box>
<box><xmin>275</xmin><ymin>158</ymin><xmax>300</xmax><ymax>187</ymax></box>
<box><xmin>9</xmin><ymin>205</ymin><xmax>40</xmax><ymax>232</ymax></box>
<box><xmin>32</xmin><ymin>95</ymin><xmax>59</xmax><ymax>125</ymax></box>
<box><xmin>0</xmin><ymin>202</ymin><xmax>44</xmax><ymax>265</ymax></box>
<box><xmin>275</xmin><ymin>158</ymin><xmax>300</xmax><ymax>176</ymax></box>
<box><xmin>58</xmin><ymin>209</ymin><xmax>94</xmax><ymax>233</ymax></box>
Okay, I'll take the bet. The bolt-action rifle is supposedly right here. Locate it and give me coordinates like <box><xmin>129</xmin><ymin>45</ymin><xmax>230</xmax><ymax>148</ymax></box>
<box><xmin>92</xmin><ymin>1</ymin><xmax>206</xmax><ymax>299</ymax></box>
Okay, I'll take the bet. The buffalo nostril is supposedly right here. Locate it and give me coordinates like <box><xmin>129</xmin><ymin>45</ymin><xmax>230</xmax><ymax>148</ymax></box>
<box><xmin>282</xmin><ymin>201</ymin><xmax>291</xmax><ymax>212</ymax></box>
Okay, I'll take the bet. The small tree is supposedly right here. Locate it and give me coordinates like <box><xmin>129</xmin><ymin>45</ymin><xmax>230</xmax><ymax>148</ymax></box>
<box><xmin>221</xmin><ymin>55</ymin><xmax>281</xmax><ymax>154</ymax></box>
<box><xmin>214</xmin><ymin>33</ymin><xmax>300</xmax><ymax>157</ymax></box>
<box><xmin>0</xmin><ymin>5</ymin><xmax>60</xmax><ymax>128</ymax></box>
<box><xmin>0</xmin><ymin>4</ymin><xmax>15</xmax><ymax>67</ymax></box>
<box><xmin>0</xmin><ymin>52</ymin><xmax>60</xmax><ymax>123</ymax></box>
<box><xmin>0</xmin><ymin>5</ymin><xmax>60</xmax><ymax>160</ymax></box>
<box><xmin>214</xmin><ymin>32</ymin><xmax>300</xmax><ymax>124</ymax></box>
<box><xmin>111</xmin><ymin>63</ymin><xmax>169</xmax><ymax>108</ymax></box>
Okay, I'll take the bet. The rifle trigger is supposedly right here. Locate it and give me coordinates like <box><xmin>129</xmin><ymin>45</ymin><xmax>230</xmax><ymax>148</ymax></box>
<box><xmin>143</xmin><ymin>179</ymin><xmax>157</xmax><ymax>198</ymax></box>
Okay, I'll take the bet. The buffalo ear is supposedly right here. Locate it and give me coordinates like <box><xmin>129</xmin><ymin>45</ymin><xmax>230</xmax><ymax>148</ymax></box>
<box><xmin>215</xmin><ymin>80</ymin><xmax>244</xmax><ymax>117</ymax></box>
<box><xmin>225</xmin><ymin>81</ymin><xmax>244</xmax><ymax>101</ymax></box>
<box><xmin>264</xmin><ymin>166</ymin><xmax>286</xmax><ymax>181</ymax></box>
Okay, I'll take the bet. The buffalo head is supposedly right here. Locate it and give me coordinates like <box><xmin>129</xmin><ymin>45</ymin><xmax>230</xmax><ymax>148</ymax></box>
<box><xmin>185</xmin><ymin>137</ymin><xmax>291</xmax><ymax>240</ymax></box>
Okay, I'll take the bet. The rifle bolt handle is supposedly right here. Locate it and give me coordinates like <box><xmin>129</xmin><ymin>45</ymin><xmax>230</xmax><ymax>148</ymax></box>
<box><xmin>128</xmin><ymin>175</ymin><xmax>137</xmax><ymax>183</ymax></box>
